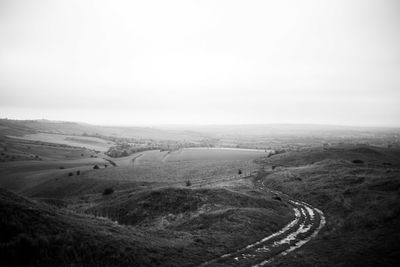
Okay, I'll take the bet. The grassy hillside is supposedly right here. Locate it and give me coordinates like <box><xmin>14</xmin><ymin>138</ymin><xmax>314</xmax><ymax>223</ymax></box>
<box><xmin>0</xmin><ymin>186</ymin><xmax>292</xmax><ymax>267</ymax></box>
<box><xmin>256</xmin><ymin>146</ymin><xmax>400</xmax><ymax>266</ymax></box>
<box><xmin>9</xmin><ymin>133</ymin><xmax>114</xmax><ymax>152</ymax></box>
<box><xmin>0</xmin><ymin>119</ymin><xmax>203</xmax><ymax>141</ymax></box>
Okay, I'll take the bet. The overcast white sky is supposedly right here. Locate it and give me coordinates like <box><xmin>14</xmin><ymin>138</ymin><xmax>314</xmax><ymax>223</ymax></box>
<box><xmin>1</xmin><ymin>0</ymin><xmax>399</xmax><ymax>126</ymax></box>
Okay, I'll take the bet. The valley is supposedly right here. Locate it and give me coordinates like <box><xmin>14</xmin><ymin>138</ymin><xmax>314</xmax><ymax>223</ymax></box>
<box><xmin>1</xmin><ymin>119</ymin><xmax>399</xmax><ymax>266</ymax></box>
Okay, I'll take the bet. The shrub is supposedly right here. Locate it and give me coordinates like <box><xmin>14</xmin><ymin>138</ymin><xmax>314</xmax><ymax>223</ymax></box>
<box><xmin>238</xmin><ymin>169</ymin><xmax>242</xmax><ymax>175</ymax></box>
<box><xmin>68</xmin><ymin>172</ymin><xmax>73</xmax><ymax>177</ymax></box>
<box><xmin>103</xmin><ymin>187</ymin><xmax>114</xmax><ymax>195</ymax></box>
<box><xmin>76</xmin><ymin>170</ymin><xmax>80</xmax><ymax>175</ymax></box>
<box><xmin>352</xmin><ymin>159</ymin><xmax>364</xmax><ymax>164</ymax></box>
<box><xmin>93</xmin><ymin>165</ymin><xmax>100</xmax><ymax>170</ymax></box>
<box><xmin>59</xmin><ymin>166</ymin><xmax>65</xmax><ymax>169</ymax></box>
<box><xmin>185</xmin><ymin>180</ymin><xmax>192</xmax><ymax>187</ymax></box>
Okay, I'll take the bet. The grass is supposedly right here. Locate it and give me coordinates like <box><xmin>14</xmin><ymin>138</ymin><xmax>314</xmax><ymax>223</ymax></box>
<box><xmin>0</xmin><ymin>185</ymin><xmax>292</xmax><ymax>266</ymax></box>
<box><xmin>0</xmin><ymin>136</ymin><xmax>93</xmax><ymax>162</ymax></box>
<box><xmin>256</xmin><ymin>145</ymin><xmax>400</xmax><ymax>266</ymax></box>
<box><xmin>8</xmin><ymin>133</ymin><xmax>114</xmax><ymax>152</ymax></box>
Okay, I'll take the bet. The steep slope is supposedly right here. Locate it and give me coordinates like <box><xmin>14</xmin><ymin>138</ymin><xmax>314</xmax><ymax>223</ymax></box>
<box><xmin>257</xmin><ymin>146</ymin><xmax>400</xmax><ymax>266</ymax></box>
<box><xmin>0</xmin><ymin>186</ymin><xmax>293</xmax><ymax>267</ymax></box>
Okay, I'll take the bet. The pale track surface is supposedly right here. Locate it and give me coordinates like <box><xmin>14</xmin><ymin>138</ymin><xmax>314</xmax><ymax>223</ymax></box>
<box><xmin>199</xmin><ymin>180</ymin><xmax>326</xmax><ymax>267</ymax></box>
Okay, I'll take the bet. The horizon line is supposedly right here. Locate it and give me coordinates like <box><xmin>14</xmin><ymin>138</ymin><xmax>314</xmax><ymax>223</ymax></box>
<box><xmin>1</xmin><ymin>117</ymin><xmax>400</xmax><ymax>130</ymax></box>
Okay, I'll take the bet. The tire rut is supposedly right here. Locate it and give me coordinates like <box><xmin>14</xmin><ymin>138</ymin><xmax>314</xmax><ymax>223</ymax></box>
<box><xmin>198</xmin><ymin>181</ymin><xmax>326</xmax><ymax>267</ymax></box>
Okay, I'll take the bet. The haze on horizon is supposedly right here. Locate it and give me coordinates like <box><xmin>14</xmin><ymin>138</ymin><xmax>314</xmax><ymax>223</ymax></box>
<box><xmin>1</xmin><ymin>0</ymin><xmax>400</xmax><ymax>127</ymax></box>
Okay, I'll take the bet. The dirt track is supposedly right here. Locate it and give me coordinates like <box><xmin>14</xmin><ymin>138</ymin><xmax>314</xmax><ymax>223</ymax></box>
<box><xmin>199</xmin><ymin>180</ymin><xmax>326</xmax><ymax>267</ymax></box>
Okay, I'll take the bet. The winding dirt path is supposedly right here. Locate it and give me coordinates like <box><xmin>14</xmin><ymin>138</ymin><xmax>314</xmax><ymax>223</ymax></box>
<box><xmin>199</xmin><ymin>181</ymin><xmax>326</xmax><ymax>267</ymax></box>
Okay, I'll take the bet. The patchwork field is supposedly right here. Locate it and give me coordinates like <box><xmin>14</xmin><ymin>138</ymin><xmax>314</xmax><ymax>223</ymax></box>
<box><xmin>8</xmin><ymin>133</ymin><xmax>115</xmax><ymax>152</ymax></box>
<box><xmin>19</xmin><ymin>148</ymin><xmax>266</xmax><ymax>199</ymax></box>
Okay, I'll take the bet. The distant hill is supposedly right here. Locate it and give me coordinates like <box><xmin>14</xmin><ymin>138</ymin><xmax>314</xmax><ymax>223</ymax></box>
<box><xmin>0</xmin><ymin>119</ymin><xmax>204</xmax><ymax>141</ymax></box>
<box><xmin>1</xmin><ymin>119</ymin><xmax>399</xmax><ymax>144</ymax></box>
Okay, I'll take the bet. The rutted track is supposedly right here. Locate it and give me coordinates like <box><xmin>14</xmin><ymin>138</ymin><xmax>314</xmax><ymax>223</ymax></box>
<box><xmin>199</xmin><ymin>181</ymin><xmax>326</xmax><ymax>267</ymax></box>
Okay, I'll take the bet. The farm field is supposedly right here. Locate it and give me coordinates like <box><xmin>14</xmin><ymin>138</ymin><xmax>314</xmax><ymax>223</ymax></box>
<box><xmin>0</xmin><ymin>136</ymin><xmax>99</xmax><ymax>162</ymax></box>
<box><xmin>8</xmin><ymin>133</ymin><xmax>115</xmax><ymax>152</ymax></box>
<box><xmin>99</xmin><ymin>148</ymin><xmax>264</xmax><ymax>183</ymax></box>
<box><xmin>21</xmin><ymin>148</ymin><xmax>266</xmax><ymax>198</ymax></box>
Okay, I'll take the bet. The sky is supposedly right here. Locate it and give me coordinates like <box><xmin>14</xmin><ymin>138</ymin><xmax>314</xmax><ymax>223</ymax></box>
<box><xmin>0</xmin><ymin>0</ymin><xmax>399</xmax><ymax>127</ymax></box>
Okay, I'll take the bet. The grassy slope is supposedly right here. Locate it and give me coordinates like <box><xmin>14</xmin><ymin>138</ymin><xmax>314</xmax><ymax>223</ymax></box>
<box><xmin>257</xmin><ymin>146</ymin><xmax>400</xmax><ymax>266</ymax></box>
<box><xmin>0</xmin><ymin>188</ymin><xmax>176</xmax><ymax>267</ymax></box>
<box><xmin>0</xmin><ymin>119</ymin><xmax>203</xmax><ymax>141</ymax></box>
<box><xmin>0</xmin><ymin>186</ymin><xmax>292</xmax><ymax>267</ymax></box>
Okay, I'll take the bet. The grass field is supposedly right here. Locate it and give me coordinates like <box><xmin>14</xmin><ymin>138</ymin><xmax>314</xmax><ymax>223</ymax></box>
<box><xmin>256</xmin><ymin>145</ymin><xmax>400</xmax><ymax>266</ymax></box>
<box><xmin>8</xmin><ymin>133</ymin><xmax>114</xmax><ymax>152</ymax></box>
<box><xmin>19</xmin><ymin>148</ymin><xmax>265</xmax><ymax>199</ymax></box>
<box><xmin>85</xmin><ymin>148</ymin><xmax>263</xmax><ymax>185</ymax></box>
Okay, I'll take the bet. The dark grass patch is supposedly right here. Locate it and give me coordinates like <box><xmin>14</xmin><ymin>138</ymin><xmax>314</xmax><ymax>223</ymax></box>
<box><xmin>260</xmin><ymin>146</ymin><xmax>400</xmax><ymax>267</ymax></box>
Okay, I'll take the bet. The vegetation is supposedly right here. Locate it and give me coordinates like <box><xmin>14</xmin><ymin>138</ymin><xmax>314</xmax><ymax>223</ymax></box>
<box><xmin>0</xmin><ymin>186</ymin><xmax>291</xmax><ymax>267</ymax></box>
<box><xmin>258</xmin><ymin>146</ymin><xmax>400</xmax><ymax>266</ymax></box>
<box><xmin>102</xmin><ymin>187</ymin><xmax>114</xmax><ymax>195</ymax></box>
<box><xmin>2</xmin><ymin>119</ymin><xmax>400</xmax><ymax>266</ymax></box>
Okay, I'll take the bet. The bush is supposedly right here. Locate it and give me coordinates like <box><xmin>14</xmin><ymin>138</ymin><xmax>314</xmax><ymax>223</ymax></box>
<box><xmin>185</xmin><ymin>180</ymin><xmax>192</xmax><ymax>187</ymax></box>
<box><xmin>238</xmin><ymin>169</ymin><xmax>242</xmax><ymax>175</ymax></box>
<box><xmin>103</xmin><ymin>187</ymin><xmax>114</xmax><ymax>195</ymax></box>
<box><xmin>59</xmin><ymin>166</ymin><xmax>65</xmax><ymax>169</ymax></box>
<box><xmin>352</xmin><ymin>159</ymin><xmax>364</xmax><ymax>164</ymax></box>
<box><xmin>93</xmin><ymin>165</ymin><xmax>100</xmax><ymax>170</ymax></box>
<box><xmin>76</xmin><ymin>170</ymin><xmax>80</xmax><ymax>175</ymax></box>
<box><xmin>68</xmin><ymin>172</ymin><xmax>73</xmax><ymax>177</ymax></box>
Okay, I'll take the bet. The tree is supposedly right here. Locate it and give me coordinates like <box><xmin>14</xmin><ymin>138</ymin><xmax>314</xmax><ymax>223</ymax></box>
<box><xmin>238</xmin><ymin>169</ymin><xmax>242</xmax><ymax>175</ymax></box>
<box><xmin>121</xmin><ymin>150</ymin><xmax>129</xmax><ymax>157</ymax></box>
<box><xmin>103</xmin><ymin>187</ymin><xmax>114</xmax><ymax>195</ymax></box>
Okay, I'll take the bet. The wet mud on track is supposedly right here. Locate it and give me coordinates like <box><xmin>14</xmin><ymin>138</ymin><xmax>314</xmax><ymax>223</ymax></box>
<box><xmin>199</xmin><ymin>180</ymin><xmax>326</xmax><ymax>267</ymax></box>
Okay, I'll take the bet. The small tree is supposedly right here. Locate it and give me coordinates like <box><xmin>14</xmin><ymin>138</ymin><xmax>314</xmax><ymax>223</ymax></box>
<box><xmin>185</xmin><ymin>180</ymin><xmax>192</xmax><ymax>187</ymax></box>
<box><xmin>76</xmin><ymin>170</ymin><xmax>80</xmax><ymax>175</ymax></box>
<box><xmin>68</xmin><ymin>172</ymin><xmax>73</xmax><ymax>177</ymax></box>
<box><xmin>103</xmin><ymin>187</ymin><xmax>114</xmax><ymax>195</ymax></box>
<box><xmin>238</xmin><ymin>169</ymin><xmax>242</xmax><ymax>175</ymax></box>
<box><xmin>93</xmin><ymin>165</ymin><xmax>100</xmax><ymax>169</ymax></box>
<box><xmin>121</xmin><ymin>150</ymin><xmax>129</xmax><ymax>157</ymax></box>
